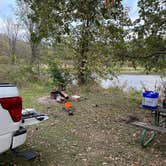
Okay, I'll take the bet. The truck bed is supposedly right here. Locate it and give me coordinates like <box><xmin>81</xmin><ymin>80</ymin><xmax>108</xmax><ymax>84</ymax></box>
<box><xmin>0</xmin><ymin>83</ymin><xmax>16</xmax><ymax>87</ymax></box>
<box><xmin>0</xmin><ymin>83</ymin><xmax>19</xmax><ymax>98</ymax></box>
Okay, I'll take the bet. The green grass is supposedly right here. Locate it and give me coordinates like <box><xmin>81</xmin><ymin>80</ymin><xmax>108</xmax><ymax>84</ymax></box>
<box><xmin>120</xmin><ymin>66</ymin><xmax>166</xmax><ymax>75</ymax></box>
<box><xmin>120</xmin><ymin>67</ymin><xmax>145</xmax><ymax>74</ymax></box>
<box><xmin>0</xmin><ymin>85</ymin><xmax>166</xmax><ymax>166</ymax></box>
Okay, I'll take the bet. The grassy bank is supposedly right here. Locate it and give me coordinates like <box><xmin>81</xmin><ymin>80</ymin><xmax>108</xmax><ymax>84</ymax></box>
<box><xmin>120</xmin><ymin>67</ymin><xmax>145</xmax><ymax>74</ymax></box>
<box><xmin>0</xmin><ymin>85</ymin><xmax>166</xmax><ymax>166</ymax></box>
<box><xmin>119</xmin><ymin>67</ymin><xmax>166</xmax><ymax>75</ymax></box>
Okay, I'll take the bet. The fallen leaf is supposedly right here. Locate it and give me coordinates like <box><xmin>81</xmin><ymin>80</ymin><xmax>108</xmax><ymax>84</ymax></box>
<box><xmin>131</xmin><ymin>161</ymin><xmax>139</xmax><ymax>166</ymax></box>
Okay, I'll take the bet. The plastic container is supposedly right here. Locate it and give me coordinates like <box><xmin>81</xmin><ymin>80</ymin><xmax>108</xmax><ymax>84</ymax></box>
<box><xmin>142</xmin><ymin>91</ymin><xmax>159</xmax><ymax>109</ymax></box>
<box><xmin>71</xmin><ymin>95</ymin><xmax>80</xmax><ymax>102</ymax></box>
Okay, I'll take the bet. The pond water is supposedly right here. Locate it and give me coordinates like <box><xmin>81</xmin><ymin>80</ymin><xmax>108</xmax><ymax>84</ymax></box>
<box><xmin>101</xmin><ymin>74</ymin><xmax>166</xmax><ymax>91</ymax></box>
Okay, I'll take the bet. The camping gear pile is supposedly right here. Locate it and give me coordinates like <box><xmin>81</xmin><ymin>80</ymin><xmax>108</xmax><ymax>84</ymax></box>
<box><xmin>50</xmin><ymin>90</ymin><xmax>80</xmax><ymax>103</ymax></box>
<box><xmin>50</xmin><ymin>90</ymin><xmax>80</xmax><ymax>116</ymax></box>
<box><xmin>50</xmin><ymin>91</ymin><xmax>69</xmax><ymax>103</ymax></box>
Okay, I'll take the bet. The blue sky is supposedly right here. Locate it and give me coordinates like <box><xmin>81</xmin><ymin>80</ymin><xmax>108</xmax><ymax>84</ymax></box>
<box><xmin>123</xmin><ymin>0</ymin><xmax>139</xmax><ymax>20</ymax></box>
<box><xmin>0</xmin><ymin>0</ymin><xmax>15</xmax><ymax>18</ymax></box>
<box><xmin>0</xmin><ymin>0</ymin><xmax>138</xmax><ymax>19</ymax></box>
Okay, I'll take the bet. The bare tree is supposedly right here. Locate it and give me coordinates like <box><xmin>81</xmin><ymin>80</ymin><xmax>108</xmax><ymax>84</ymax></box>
<box><xmin>3</xmin><ymin>18</ymin><xmax>20</xmax><ymax>63</ymax></box>
<box><xmin>16</xmin><ymin>0</ymin><xmax>41</xmax><ymax>65</ymax></box>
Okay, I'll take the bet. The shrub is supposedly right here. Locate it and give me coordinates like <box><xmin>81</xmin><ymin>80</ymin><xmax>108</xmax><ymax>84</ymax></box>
<box><xmin>49</xmin><ymin>62</ymin><xmax>72</xmax><ymax>90</ymax></box>
<box><xmin>0</xmin><ymin>56</ymin><xmax>10</xmax><ymax>64</ymax></box>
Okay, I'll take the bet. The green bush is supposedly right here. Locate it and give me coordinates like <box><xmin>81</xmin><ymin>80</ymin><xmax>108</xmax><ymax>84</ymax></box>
<box><xmin>49</xmin><ymin>62</ymin><xmax>72</xmax><ymax>90</ymax></box>
<box><xmin>8</xmin><ymin>65</ymin><xmax>37</xmax><ymax>86</ymax></box>
<box><xmin>0</xmin><ymin>56</ymin><xmax>10</xmax><ymax>64</ymax></box>
<box><xmin>0</xmin><ymin>63</ymin><xmax>41</xmax><ymax>87</ymax></box>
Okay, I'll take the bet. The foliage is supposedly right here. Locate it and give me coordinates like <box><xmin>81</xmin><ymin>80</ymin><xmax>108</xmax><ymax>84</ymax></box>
<box><xmin>129</xmin><ymin>0</ymin><xmax>166</xmax><ymax>72</ymax></box>
<box><xmin>20</xmin><ymin>0</ymin><xmax>131</xmax><ymax>85</ymax></box>
<box><xmin>0</xmin><ymin>55</ymin><xmax>10</xmax><ymax>64</ymax></box>
<box><xmin>0</xmin><ymin>62</ymin><xmax>45</xmax><ymax>87</ymax></box>
<box><xmin>1</xmin><ymin>0</ymin><xmax>164</xmax><ymax>89</ymax></box>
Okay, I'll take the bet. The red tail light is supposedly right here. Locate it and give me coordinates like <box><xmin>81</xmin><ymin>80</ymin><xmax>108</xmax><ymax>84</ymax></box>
<box><xmin>0</xmin><ymin>97</ymin><xmax>22</xmax><ymax>122</ymax></box>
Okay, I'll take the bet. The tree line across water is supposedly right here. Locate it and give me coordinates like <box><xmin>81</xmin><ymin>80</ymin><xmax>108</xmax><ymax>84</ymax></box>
<box><xmin>0</xmin><ymin>0</ymin><xmax>165</xmax><ymax>87</ymax></box>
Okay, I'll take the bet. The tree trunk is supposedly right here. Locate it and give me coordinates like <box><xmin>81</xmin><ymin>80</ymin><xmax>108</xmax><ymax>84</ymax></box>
<box><xmin>78</xmin><ymin>49</ymin><xmax>87</xmax><ymax>85</ymax></box>
<box><xmin>30</xmin><ymin>42</ymin><xmax>38</xmax><ymax>64</ymax></box>
<box><xmin>78</xmin><ymin>26</ymin><xmax>89</xmax><ymax>85</ymax></box>
<box><xmin>30</xmin><ymin>42</ymin><xmax>40</xmax><ymax>76</ymax></box>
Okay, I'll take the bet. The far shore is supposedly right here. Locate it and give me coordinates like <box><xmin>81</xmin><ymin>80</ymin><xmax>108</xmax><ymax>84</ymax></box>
<box><xmin>119</xmin><ymin>67</ymin><xmax>166</xmax><ymax>75</ymax></box>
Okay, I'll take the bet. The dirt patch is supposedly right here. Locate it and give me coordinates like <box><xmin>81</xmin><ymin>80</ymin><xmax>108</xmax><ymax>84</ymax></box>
<box><xmin>114</xmin><ymin>115</ymin><xmax>139</xmax><ymax>124</ymax></box>
<box><xmin>37</xmin><ymin>96</ymin><xmax>57</xmax><ymax>105</ymax></box>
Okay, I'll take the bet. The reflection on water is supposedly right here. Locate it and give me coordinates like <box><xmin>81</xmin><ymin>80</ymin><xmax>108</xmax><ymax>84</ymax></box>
<box><xmin>101</xmin><ymin>75</ymin><xmax>166</xmax><ymax>91</ymax></box>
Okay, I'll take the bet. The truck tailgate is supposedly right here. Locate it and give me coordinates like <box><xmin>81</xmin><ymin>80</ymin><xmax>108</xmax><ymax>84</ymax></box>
<box><xmin>21</xmin><ymin>108</ymin><xmax>49</xmax><ymax>126</ymax></box>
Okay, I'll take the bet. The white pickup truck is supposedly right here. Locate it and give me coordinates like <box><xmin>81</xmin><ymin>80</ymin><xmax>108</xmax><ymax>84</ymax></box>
<box><xmin>0</xmin><ymin>83</ymin><xmax>48</xmax><ymax>154</ymax></box>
